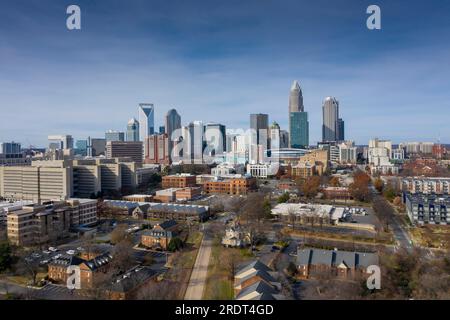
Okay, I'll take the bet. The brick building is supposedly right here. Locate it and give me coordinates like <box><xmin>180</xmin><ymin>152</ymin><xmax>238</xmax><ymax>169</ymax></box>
<box><xmin>203</xmin><ymin>177</ymin><xmax>257</xmax><ymax>195</ymax></box>
<box><xmin>141</xmin><ymin>220</ymin><xmax>178</xmax><ymax>250</ymax></box>
<box><xmin>162</xmin><ymin>174</ymin><xmax>197</xmax><ymax>188</ymax></box>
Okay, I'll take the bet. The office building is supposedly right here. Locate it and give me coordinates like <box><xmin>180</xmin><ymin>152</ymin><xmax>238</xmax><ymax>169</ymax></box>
<box><xmin>322</xmin><ymin>97</ymin><xmax>344</xmax><ymax>143</ymax></box>
<box><xmin>290</xmin><ymin>112</ymin><xmax>309</xmax><ymax>148</ymax></box>
<box><xmin>337</xmin><ymin>118</ymin><xmax>345</xmax><ymax>141</ymax></box>
<box><xmin>165</xmin><ymin>109</ymin><xmax>182</xmax><ymax>161</ymax></box>
<box><xmin>203</xmin><ymin>176</ymin><xmax>257</xmax><ymax>195</ymax></box>
<box><xmin>0</xmin><ymin>160</ymin><xmax>73</xmax><ymax>203</ymax></box>
<box><xmin>204</xmin><ymin>123</ymin><xmax>226</xmax><ymax>155</ymax></box>
<box><xmin>126</xmin><ymin>118</ymin><xmax>140</xmax><ymax>142</ymax></box>
<box><xmin>182</xmin><ymin>121</ymin><xmax>205</xmax><ymax>164</ymax></box>
<box><xmin>159</xmin><ymin>126</ymin><xmax>165</xmax><ymax>134</ymax></box>
<box><xmin>338</xmin><ymin>141</ymin><xmax>357</xmax><ymax>164</ymax></box>
<box><xmin>0</xmin><ymin>142</ymin><xmax>29</xmax><ymax>166</ymax></box>
<box><xmin>288</xmin><ymin>81</ymin><xmax>309</xmax><ymax>149</ymax></box>
<box><xmin>48</xmin><ymin>135</ymin><xmax>74</xmax><ymax>150</ymax></box>
<box><xmin>138</xmin><ymin>103</ymin><xmax>155</xmax><ymax>139</ymax></box>
<box><xmin>105</xmin><ymin>130</ymin><xmax>125</xmax><ymax>142</ymax></box>
<box><xmin>250</xmin><ymin>114</ymin><xmax>269</xmax><ymax>163</ymax></box>
<box><xmin>106</xmin><ymin>141</ymin><xmax>143</xmax><ymax>166</ymax></box>
<box><xmin>87</xmin><ymin>137</ymin><xmax>106</xmax><ymax>157</ymax></box>
<box><xmin>144</xmin><ymin>134</ymin><xmax>170</xmax><ymax>165</ymax></box>
<box><xmin>1</xmin><ymin>142</ymin><xmax>21</xmax><ymax>155</ymax></box>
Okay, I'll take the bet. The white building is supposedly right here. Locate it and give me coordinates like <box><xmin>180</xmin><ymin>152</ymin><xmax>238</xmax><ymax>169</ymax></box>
<box><xmin>246</xmin><ymin>163</ymin><xmax>278</xmax><ymax>178</ymax></box>
<box><xmin>338</xmin><ymin>141</ymin><xmax>357</xmax><ymax>164</ymax></box>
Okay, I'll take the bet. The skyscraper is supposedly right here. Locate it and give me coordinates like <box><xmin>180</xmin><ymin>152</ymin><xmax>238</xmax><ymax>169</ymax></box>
<box><xmin>165</xmin><ymin>109</ymin><xmax>181</xmax><ymax>160</ymax></box>
<box><xmin>290</xmin><ymin>112</ymin><xmax>309</xmax><ymax>148</ymax></box>
<box><xmin>337</xmin><ymin>118</ymin><xmax>345</xmax><ymax>141</ymax></box>
<box><xmin>127</xmin><ymin>118</ymin><xmax>140</xmax><ymax>142</ymax></box>
<box><xmin>204</xmin><ymin>123</ymin><xmax>226</xmax><ymax>155</ymax></box>
<box><xmin>289</xmin><ymin>80</ymin><xmax>304</xmax><ymax>112</ymax></box>
<box><xmin>288</xmin><ymin>81</ymin><xmax>309</xmax><ymax>149</ymax></box>
<box><xmin>250</xmin><ymin>113</ymin><xmax>269</xmax><ymax>163</ymax></box>
<box><xmin>322</xmin><ymin>97</ymin><xmax>339</xmax><ymax>142</ymax></box>
<box><xmin>138</xmin><ymin>103</ymin><xmax>155</xmax><ymax>140</ymax></box>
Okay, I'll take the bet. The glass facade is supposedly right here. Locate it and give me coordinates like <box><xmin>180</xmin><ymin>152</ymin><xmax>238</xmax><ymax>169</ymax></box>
<box><xmin>289</xmin><ymin>112</ymin><xmax>309</xmax><ymax>148</ymax></box>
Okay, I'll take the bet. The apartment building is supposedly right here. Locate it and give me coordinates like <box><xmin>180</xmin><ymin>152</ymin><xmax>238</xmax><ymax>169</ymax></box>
<box><xmin>162</xmin><ymin>174</ymin><xmax>197</xmax><ymax>188</ymax></box>
<box><xmin>203</xmin><ymin>176</ymin><xmax>257</xmax><ymax>195</ymax></box>
<box><xmin>404</xmin><ymin>192</ymin><xmax>449</xmax><ymax>225</ymax></box>
<box><xmin>7</xmin><ymin>199</ymin><xmax>98</xmax><ymax>246</ymax></box>
<box><xmin>402</xmin><ymin>177</ymin><xmax>450</xmax><ymax>195</ymax></box>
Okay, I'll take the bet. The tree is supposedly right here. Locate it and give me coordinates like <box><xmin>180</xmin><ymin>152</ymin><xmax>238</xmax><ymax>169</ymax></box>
<box><xmin>383</xmin><ymin>186</ymin><xmax>397</xmax><ymax>202</ymax></box>
<box><xmin>329</xmin><ymin>176</ymin><xmax>341</xmax><ymax>187</ymax></box>
<box><xmin>262</xmin><ymin>199</ymin><xmax>273</xmax><ymax>219</ymax></box>
<box><xmin>110</xmin><ymin>224</ymin><xmax>128</xmax><ymax>245</ymax></box>
<box><xmin>349</xmin><ymin>171</ymin><xmax>371</xmax><ymax>202</ymax></box>
<box><xmin>110</xmin><ymin>239</ymin><xmax>136</xmax><ymax>274</ymax></box>
<box><xmin>301</xmin><ymin>176</ymin><xmax>321</xmax><ymax>199</ymax></box>
<box><xmin>14</xmin><ymin>256</ymin><xmax>41</xmax><ymax>286</ymax></box>
<box><xmin>168</xmin><ymin>237</ymin><xmax>184</xmax><ymax>252</ymax></box>
<box><xmin>0</xmin><ymin>242</ymin><xmax>12</xmax><ymax>272</ymax></box>
<box><xmin>374</xmin><ymin>178</ymin><xmax>384</xmax><ymax>193</ymax></box>
<box><xmin>277</xmin><ymin>192</ymin><xmax>290</xmax><ymax>204</ymax></box>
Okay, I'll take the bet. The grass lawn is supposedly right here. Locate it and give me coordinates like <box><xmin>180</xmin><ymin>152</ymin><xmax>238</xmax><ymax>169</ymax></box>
<box><xmin>409</xmin><ymin>225</ymin><xmax>449</xmax><ymax>249</ymax></box>
<box><xmin>7</xmin><ymin>272</ymin><xmax>47</xmax><ymax>286</ymax></box>
<box><xmin>203</xmin><ymin>237</ymin><xmax>253</xmax><ymax>300</ymax></box>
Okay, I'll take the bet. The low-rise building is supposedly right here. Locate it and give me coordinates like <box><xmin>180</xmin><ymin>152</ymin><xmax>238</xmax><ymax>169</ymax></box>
<box><xmin>271</xmin><ymin>203</ymin><xmax>346</xmax><ymax>225</ymax></box>
<box><xmin>141</xmin><ymin>220</ymin><xmax>178</xmax><ymax>250</ymax></box>
<box><xmin>234</xmin><ymin>260</ymin><xmax>284</xmax><ymax>300</ymax></box>
<box><xmin>175</xmin><ymin>187</ymin><xmax>202</xmax><ymax>201</ymax></box>
<box><xmin>162</xmin><ymin>174</ymin><xmax>197</xmax><ymax>188</ymax></box>
<box><xmin>322</xmin><ymin>187</ymin><xmax>352</xmax><ymax>201</ymax></box>
<box><xmin>404</xmin><ymin>192</ymin><xmax>449</xmax><ymax>225</ymax></box>
<box><xmin>123</xmin><ymin>194</ymin><xmax>154</xmax><ymax>202</ymax></box>
<box><xmin>104</xmin><ymin>200</ymin><xmax>210</xmax><ymax>222</ymax></box>
<box><xmin>222</xmin><ymin>224</ymin><xmax>250</xmax><ymax>248</ymax></box>
<box><xmin>7</xmin><ymin>199</ymin><xmax>98</xmax><ymax>246</ymax></box>
<box><xmin>296</xmin><ymin>247</ymin><xmax>378</xmax><ymax>279</ymax></box>
<box><xmin>203</xmin><ymin>176</ymin><xmax>257</xmax><ymax>195</ymax></box>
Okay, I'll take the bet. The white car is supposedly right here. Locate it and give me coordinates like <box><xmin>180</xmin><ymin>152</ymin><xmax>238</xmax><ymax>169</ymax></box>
<box><xmin>77</xmin><ymin>247</ymin><xmax>84</xmax><ymax>251</ymax></box>
<box><xmin>49</xmin><ymin>247</ymin><xmax>58</xmax><ymax>252</ymax></box>
<box><xmin>66</xmin><ymin>250</ymin><xmax>76</xmax><ymax>255</ymax></box>
<box><xmin>52</xmin><ymin>254</ymin><xmax>62</xmax><ymax>260</ymax></box>
<box><xmin>43</xmin><ymin>250</ymin><xmax>51</xmax><ymax>255</ymax></box>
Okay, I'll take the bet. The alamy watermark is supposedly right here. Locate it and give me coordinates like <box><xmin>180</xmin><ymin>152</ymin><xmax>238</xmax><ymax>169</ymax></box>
<box><xmin>66</xmin><ymin>5</ymin><xmax>381</xmax><ymax>31</ymax></box>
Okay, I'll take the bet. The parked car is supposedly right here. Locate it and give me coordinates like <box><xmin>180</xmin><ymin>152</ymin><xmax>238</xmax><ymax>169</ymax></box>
<box><xmin>49</xmin><ymin>247</ymin><xmax>58</xmax><ymax>252</ymax></box>
<box><xmin>77</xmin><ymin>247</ymin><xmax>84</xmax><ymax>252</ymax></box>
<box><xmin>42</xmin><ymin>250</ymin><xmax>51</xmax><ymax>255</ymax></box>
<box><xmin>66</xmin><ymin>250</ymin><xmax>76</xmax><ymax>255</ymax></box>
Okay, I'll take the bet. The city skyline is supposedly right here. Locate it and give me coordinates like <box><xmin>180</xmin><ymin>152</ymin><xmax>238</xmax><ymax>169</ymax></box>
<box><xmin>1</xmin><ymin>0</ymin><xmax>450</xmax><ymax>146</ymax></box>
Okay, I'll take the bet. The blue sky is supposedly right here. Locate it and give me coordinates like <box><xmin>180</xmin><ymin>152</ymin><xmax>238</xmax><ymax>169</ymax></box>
<box><xmin>0</xmin><ymin>0</ymin><xmax>449</xmax><ymax>147</ymax></box>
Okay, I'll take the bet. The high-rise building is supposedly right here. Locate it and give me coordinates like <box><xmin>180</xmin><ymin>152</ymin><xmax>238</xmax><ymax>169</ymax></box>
<box><xmin>290</xmin><ymin>112</ymin><xmax>309</xmax><ymax>148</ymax></box>
<box><xmin>204</xmin><ymin>123</ymin><xmax>226</xmax><ymax>155</ymax></box>
<box><xmin>1</xmin><ymin>142</ymin><xmax>21</xmax><ymax>155</ymax></box>
<box><xmin>106</xmin><ymin>141</ymin><xmax>143</xmax><ymax>166</ymax></box>
<box><xmin>126</xmin><ymin>118</ymin><xmax>140</xmax><ymax>142</ymax></box>
<box><xmin>250</xmin><ymin>113</ymin><xmax>269</xmax><ymax>163</ymax></box>
<box><xmin>289</xmin><ymin>80</ymin><xmax>304</xmax><ymax>113</ymax></box>
<box><xmin>288</xmin><ymin>81</ymin><xmax>309</xmax><ymax>149</ymax></box>
<box><xmin>138</xmin><ymin>103</ymin><xmax>155</xmax><ymax>139</ymax></box>
<box><xmin>165</xmin><ymin>109</ymin><xmax>181</xmax><ymax>160</ymax></box>
<box><xmin>337</xmin><ymin>118</ymin><xmax>345</xmax><ymax>141</ymax></box>
<box><xmin>182</xmin><ymin>121</ymin><xmax>205</xmax><ymax>164</ymax></box>
<box><xmin>144</xmin><ymin>134</ymin><xmax>170</xmax><ymax>165</ymax></box>
<box><xmin>87</xmin><ymin>137</ymin><xmax>106</xmax><ymax>157</ymax></box>
<box><xmin>48</xmin><ymin>135</ymin><xmax>74</xmax><ymax>150</ymax></box>
<box><xmin>105</xmin><ymin>130</ymin><xmax>125</xmax><ymax>142</ymax></box>
<box><xmin>322</xmin><ymin>97</ymin><xmax>339</xmax><ymax>142</ymax></box>
<box><xmin>159</xmin><ymin>126</ymin><xmax>165</xmax><ymax>134</ymax></box>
